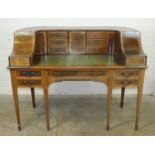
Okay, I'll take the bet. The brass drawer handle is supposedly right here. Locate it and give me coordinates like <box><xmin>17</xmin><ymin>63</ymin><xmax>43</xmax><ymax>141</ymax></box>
<box><xmin>19</xmin><ymin>80</ymin><xmax>41</xmax><ymax>86</ymax></box>
<box><xmin>21</xmin><ymin>71</ymin><xmax>29</xmax><ymax>76</ymax></box>
<box><xmin>30</xmin><ymin>72</ymin><xmax>35</xmax><ymax>76</ymax></box>
<box><xmin>116</xmin><ymin>80</ymin><xmax>138</xmax><ymax>86</ymax></box>
<box><xmin>87</xmin><ymin>71</ymin><xmax>106</xmax><ymax>76</ymax></box>
<box><xmin>52</xmin><ymin>71</ymin><xmax>78</xmax><ymax>76</ymax></box>
<box><xmin>22</xmin><ymin>81</ymin><xmax>29</xmax><ymax>85</ymax></box>
<box><xmin>20</xmin><ymin>71</ymin><xmax>41</xmax><ymax>77</ymax></box>
<box><xmin>119</xmin><ymin>71</ymin><xmax>138</xmax><ymax>78</ymax></box>
<box><xmin>120</xmin><ymin>80</ymin><xmax>131</xmax><ymax>85</ymax></box>
<box><xmin>120</xmin><ymin>72</ymin><xmax>133</xmax><ymax>77</ymax></box>
<box><xmin>30</xmin><ymin>81</ymin><xmax>37</xmax><ymax>84</ymax></box>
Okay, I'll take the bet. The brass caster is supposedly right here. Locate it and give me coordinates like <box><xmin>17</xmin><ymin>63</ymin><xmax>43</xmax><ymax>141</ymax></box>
<box><xmin>18</xmin><ymin>125</ymin><xmax>21</xmax><ymax>131</ymax></box>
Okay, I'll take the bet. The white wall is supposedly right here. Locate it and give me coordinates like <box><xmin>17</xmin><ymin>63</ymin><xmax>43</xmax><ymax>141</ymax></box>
<box><xmin>0</xmin><ymin>18</ymin><xmax>155</xmax><ymax>95</ymax></box>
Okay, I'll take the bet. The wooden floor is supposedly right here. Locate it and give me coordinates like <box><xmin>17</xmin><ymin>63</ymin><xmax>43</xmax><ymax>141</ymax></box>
<box><xmin>0</xmin><ymin>94</ymin><xmax>155</xmax><ymax>136</ymax></box>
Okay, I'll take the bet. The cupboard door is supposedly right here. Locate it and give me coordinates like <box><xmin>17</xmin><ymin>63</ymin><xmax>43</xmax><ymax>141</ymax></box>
<box><xmin>69</xmin><ymin>32</ymin><xmax>85</xmax><ymax>54</ymax></box>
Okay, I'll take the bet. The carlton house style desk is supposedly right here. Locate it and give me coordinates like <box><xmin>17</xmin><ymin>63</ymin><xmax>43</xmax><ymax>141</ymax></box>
<box><xmin>8</xmin><ymin>26</ymin><xmax>147</xmax><ymax>131</ymax></box>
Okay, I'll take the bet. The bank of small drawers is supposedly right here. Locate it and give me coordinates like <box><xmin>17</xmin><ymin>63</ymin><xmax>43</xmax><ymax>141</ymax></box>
<box><xmin>16</xmin><ymin>70</ymin><xmax>42</xmax><ymax>87</ymax></box>
<box><xmin>113</xmin><ymin>69</ymin><xmax>139</xmax><ymax>87</ymax></box>
<box><xmin>86</xmin><ymin>31</ymin><xmax>107</xmax><ymax>54</ymax></box>
<box><xmin>47</xmin><ymin>32</ymin><xmax>68</xmax><ymax>54</ymax></box>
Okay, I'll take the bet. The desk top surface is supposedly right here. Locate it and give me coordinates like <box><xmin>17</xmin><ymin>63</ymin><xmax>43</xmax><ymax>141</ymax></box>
<box><xmin>31</xmin><ymin>55</ymin><xmax>125</xmax><ymax>69</ymax></box>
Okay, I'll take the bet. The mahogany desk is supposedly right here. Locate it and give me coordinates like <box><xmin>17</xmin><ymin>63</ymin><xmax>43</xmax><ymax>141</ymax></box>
<box><xmin>8</xmin><ymin>27</ymin><xmax>147</xmax><ymax>131</ymax></box>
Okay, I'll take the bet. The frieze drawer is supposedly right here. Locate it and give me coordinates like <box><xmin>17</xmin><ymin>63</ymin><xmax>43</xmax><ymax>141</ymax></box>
<box><xmin>17</xmin><ymin>80</ymin><xmax>42</xmax><ymax>87</ymax></box>
<box><xmin>17</xmin><ymin>70</ymin><xmax>41</xmax><ymax>77</ymax></box>
<box><xmin>113</xmin><ymin>79</ymin><xmax>138</xmax><ymax>87</ymax></box>
<box><xmin>49</xmin><ymin>70</ymin><xmax>107</xmax><ymax>77</ymax></box>
<box><xmin>114</xmin><ymin>70</ymin><xmax>139</xmax><ymax>78</ymax></box>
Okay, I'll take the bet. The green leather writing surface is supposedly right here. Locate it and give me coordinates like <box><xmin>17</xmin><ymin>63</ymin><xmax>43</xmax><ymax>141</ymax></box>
<box><xmin>34</xmin><ymin>55</ymin><xmax>118</xmax><ymax>67</ymax></box>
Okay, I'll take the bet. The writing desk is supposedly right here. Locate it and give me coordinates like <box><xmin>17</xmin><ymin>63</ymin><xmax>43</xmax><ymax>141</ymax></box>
<box><xmin>8</xmin><ymin>27</ymin><xmax>147</xmax><ymax>131</ymax></box>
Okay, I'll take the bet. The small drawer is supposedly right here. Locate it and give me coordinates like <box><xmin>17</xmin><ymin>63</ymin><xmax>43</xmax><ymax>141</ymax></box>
<box><xmin>86</xmin><ymin>46</ymin><xmax>107</xmax><ymax>54</ymax></box>
<box><xmin>48</xmin><ymin>47</ymin><xmax>68</xmax><ymax>54</ymax></box>
<box><xmin>114</xmin><ymin>70</ymin><xmax>139</xmax><ymax>79</ymax></box>
<box><xmin>86</xmin><ymin>39</ymin><xmax>106</xmax><ymax>46</ymax></box>
<box><xmin>17</xmin><ymin>80</ymin><xmax>42</xmax><ymax>87</ymax></box>
<box><xmin>16</xmin><ymin>35</ymin><xmax>33</xmax><ymax>42</ymax></box>
<box><xmin>47</xmin><ymin>32</ymin><xmax>68</xmax><ymax>39</ymax></box>
<box><xmin>17</xmin><ymin>71</ymin><xmax>41</xmax><ymax>77</ymax></box>
<box><xmin>48</xmin><ymin>39</ymin><xmax>68</xmax><ymax>47</ymax></box>
<box><xmin>87</xmin><ymin>32</ymin><xmax>107</xmax><ymax>38</ymax></box>
<box><xmin>113</xmin><ymin>79</ymin><xmax>138</xmax><ymax>87</ymax></box>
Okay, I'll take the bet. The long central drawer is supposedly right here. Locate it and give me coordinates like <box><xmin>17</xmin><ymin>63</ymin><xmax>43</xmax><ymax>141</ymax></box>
<box><xmin>48</xmin><ymin>70</ymin><xmax>107</xmax><ymax>77</ymax></box>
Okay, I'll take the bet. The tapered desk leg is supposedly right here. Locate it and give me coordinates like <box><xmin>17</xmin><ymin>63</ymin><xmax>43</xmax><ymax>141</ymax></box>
<box><xmin>135</xmin><ymin>70</ymin><xmax>145</xmax><ymax>130</ymax></box>
<box><xmin>43</xmin><ymin>87</ymin><xmax>50</xmax><ymax>131</ymax></box>
<box><xmin>10</xmin><ymin>71</ymin><xmax>21</xmax><ymax>131</ymax></box>
<box><xmin>120</xmin><ymin>87</ymin><xmax>125</xmax><ymax>108</ymax></box>
<box><xmin>31</xmin><ymin>88</ymin><xmax>36</xmax><ymax>108</ymax></box>
<box><xmin>42</xmin><ymin>70</ymin><xmax>50</xmax><ymax>131</ymax></box>
<box><xmin>135</xmin><ymin>86</ymin><xmax>143</xmax><ymax>130</ymax></box>
<box><xmin>107</xmin><ymin>85</ymin><xmax>112</xmax><ymax>130</ymax></box>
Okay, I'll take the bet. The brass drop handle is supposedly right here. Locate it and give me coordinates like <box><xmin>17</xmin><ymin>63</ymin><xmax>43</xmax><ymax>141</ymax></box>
<box><xmin>121</xmin><ymin>72</ymin><xmax>133</xmax><ymax>77</ymax></box>
<box><xmin>121</xmin><ymin>80</ymin><xmax>131</xmax><ymax>86</ymax></box>
<box><xmin>30</xmin><ymin>81</ymin><xmax>37</xmax><ymax>84</ymax></box>
<box><xmin>30</xmin><ymin>72</ymin><xmax>35</xmax><ymax>76</ymax></box>
<box><xmin>23</xmin><ymin>81</ymin><xmax>29</xmax><ymax>85</ymax></box>
<box><xmin>21</xmin><ymin>71</ymin><xmax>29</xmax><ymax>76</ymax></box>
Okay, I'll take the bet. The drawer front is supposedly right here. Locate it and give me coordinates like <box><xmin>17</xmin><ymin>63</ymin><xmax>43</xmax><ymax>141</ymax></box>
<box><xmin>114</xmin><ymin>70</ymin><xmax>139</xmax><ymax>79</ymax></box>
<box><xmin>113</xmin><ymin>79</ymin><xmax>138</xmax><ymax>87</ymax></box>
<box><xmin>87</xmin><ymin>32</ymin><xmax>107</xmax><ymax>39</ymax></box>
<box><xmin>49</xmin><ymin>70</ymin><xmax>107</xmax><ymax>77</ymax></box>
<box><xmin>17</xmin><ymin>80</ymin><xmax>42</xmax><ymax>87</ymax></box>
<box><xmin>48</xmin><ymin>39</ymin><xmax>68</xmax><ymax>46</ymax></box>
<box><xmin>86</xmin><ymin>39</ymin><xmax>106</xmax><ymax>46</ymax></box>
<box><xmin>86</xmin><ymin>46</ymin><xmax>107</xmax><ymax>54</ymax></box>
<box><xmin>47</xmin><ymin>32</ymin><xmax>68</xmax><ymax>39</ymax></box>
<box><xmin>126</xmin><ymin>57</ymin><xmax>146</xmax><ymax>66</ymax></box>
<box><xmin>16</xmin><ymin>35</ymin><xmax>33</xmax><ymax>42</ymax></box>
<box><xmin>17</xmin><ymin>70</ymin><xmax>41</xmax><ymax>77</ymax></box>
<box><xmin>48</xmin><ymin>47</ymin><xmax>68</xmax><ymax>54</ymax></box>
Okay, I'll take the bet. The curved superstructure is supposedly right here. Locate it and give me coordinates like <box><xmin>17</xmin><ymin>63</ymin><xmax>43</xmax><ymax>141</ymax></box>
<box><xmin>9</xmin><ymin>26</ymin><xmax>147</xmax><ymax>68</ymax></box>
